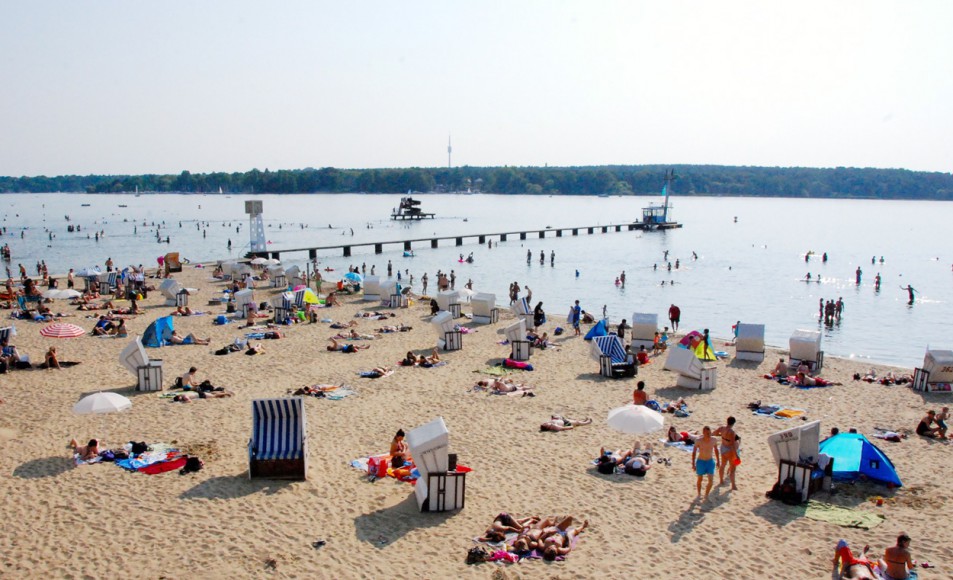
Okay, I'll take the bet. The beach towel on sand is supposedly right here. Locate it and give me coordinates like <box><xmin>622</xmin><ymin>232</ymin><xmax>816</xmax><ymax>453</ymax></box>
<box><xmin>785</xmin><ymin>500</ymin><xmax>886</xmax><ymax>530</ymax></box>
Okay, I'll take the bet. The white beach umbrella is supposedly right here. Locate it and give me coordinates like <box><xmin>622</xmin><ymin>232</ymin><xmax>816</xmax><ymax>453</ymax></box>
<box><xmin>42</xmin><ymin>288</ymin><xmax>82</xmax><ymax>300</ymax></box>
<box><xmin>76</xmin><ymin>267</ymin><xmax>101</xmax><ymax>277</ymax></box>
<box><xmin>73</xmin><ymin>392</ymin><xmax>132</xmax><ymax>415</ymax></box>
<box><xmin>266</xmin><ymin>258</ymin><xmax>281</xmax><ymax>265</ymax></box>
<box><xmin>606</xmin><ymin>404</ymin><xmax>665</xmax><ymax>435</ymax></box>
<box><xmin>250</xmin><ymin>257</ymin><xmax>268</xmax><ymax>266</ymax></box>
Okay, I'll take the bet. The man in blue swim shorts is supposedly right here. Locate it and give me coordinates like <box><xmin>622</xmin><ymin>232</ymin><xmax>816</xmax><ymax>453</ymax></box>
<box><xmin>692</xmin><ymin>426</ymin><xmax>720</xmax><ymax>500</ymax></box>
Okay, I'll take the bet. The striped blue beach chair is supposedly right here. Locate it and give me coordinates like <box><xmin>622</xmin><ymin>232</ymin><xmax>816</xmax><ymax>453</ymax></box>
<box><xmin>106</xmin><ymin>272</ymin><xmax>118</xmax><ymax>291</ymax></box>
<box><xmin>274</xmin><ymin>296</ymin><xmax>292</xmax><ymax>324</ymax></box>
<box><xmin>0</xmin><ymin>325</ymin><xmax>16</xmax><ymax>344</ymax></box>
<box><xmin>591</xmin><ymin>335</ymin><xmax>633</xmax><ymax>378</ymax></box>
<box><xmin>293</xmin><ymin>289</ymin><xmax>306</xmax><ymax>308</ymax></box>
<box><xmin>249</xmin><ymin>397</ymin><xmax>308</xmax><ymax>480</ymax></box>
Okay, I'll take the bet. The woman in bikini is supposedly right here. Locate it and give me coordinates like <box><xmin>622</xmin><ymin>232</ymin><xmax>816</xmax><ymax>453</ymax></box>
<box><xmin>713</xmin><ymin>417</ymin><xmax>739</xmax><ymax>490</ymax></box>
<box><xmin>540</xmin><ymin>518</ymin><xmax>588</xmax><ymax>560</ymax></box>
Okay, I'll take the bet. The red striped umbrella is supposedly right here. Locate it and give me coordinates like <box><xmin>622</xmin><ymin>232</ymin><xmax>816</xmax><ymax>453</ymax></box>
<box><xmin>39</xmin><ymin>323</ymin><xmax>86</xmax><ymax>338</ymax></box>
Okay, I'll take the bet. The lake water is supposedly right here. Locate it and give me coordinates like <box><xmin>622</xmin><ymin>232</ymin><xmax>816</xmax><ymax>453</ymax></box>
<box><xmin>2</xmin><ymin>192</ymin><xmax>950</xmax><ymax>367</ymax></box>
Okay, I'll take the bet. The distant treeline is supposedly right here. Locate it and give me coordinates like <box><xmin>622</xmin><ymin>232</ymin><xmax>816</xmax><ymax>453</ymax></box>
<box><xmin>2</xmin><ymin>164</ymin><xmax>952</xmax><ymax>200</ymax></box>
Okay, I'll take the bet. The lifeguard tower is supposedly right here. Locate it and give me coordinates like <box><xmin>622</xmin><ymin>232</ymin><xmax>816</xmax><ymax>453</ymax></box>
<box><xmin>246</xmin><ymin>200</ymin><xmax>266</xmax><ymax>254</ymax></box>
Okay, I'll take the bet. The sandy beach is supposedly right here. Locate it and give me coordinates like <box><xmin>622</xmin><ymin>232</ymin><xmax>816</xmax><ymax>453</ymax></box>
<box><xmin>1</xmin><ymin>263</ymin><xmax>951</xmax><ymax>579</ymax></box>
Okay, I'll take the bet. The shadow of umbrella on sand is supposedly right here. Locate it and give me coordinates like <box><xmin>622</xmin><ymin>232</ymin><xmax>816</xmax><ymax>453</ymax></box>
<box><xmin>73</xmin><ymin>392</ymin><xmax>132</xmax><ymax>442</ymax></box>
<box><xmin>607</xmin><ymin>404</ymin><xmax>665</xmax><ymax>435</ymax></box>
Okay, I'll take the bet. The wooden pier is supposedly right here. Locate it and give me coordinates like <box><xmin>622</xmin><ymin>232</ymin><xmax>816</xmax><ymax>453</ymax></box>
<box><xmin>258</xmin><ymin>221</ymin><xmax>681</xmax><ymax>261</ymax></box>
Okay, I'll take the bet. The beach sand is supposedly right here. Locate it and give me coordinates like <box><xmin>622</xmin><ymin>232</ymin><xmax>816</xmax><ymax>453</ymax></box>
<box><xmin>1</xmin><ymin>264</ymin><xmax>951</xmax><ymax>579</ymax></box>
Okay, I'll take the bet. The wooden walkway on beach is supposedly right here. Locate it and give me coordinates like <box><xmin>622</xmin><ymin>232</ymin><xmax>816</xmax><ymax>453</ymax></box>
<box><xmin>258</xmin><ymin>221</ymin><xmax>681</xmax><ymax>260</ymax></box>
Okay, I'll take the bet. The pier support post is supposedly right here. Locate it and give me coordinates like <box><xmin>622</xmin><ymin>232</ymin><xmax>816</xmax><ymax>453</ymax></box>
<box><xmin>431</xmin><ymin>239</ymin><xmax>438</xmax><ymax>249</ymax></box>
<box><xmin>556</xmin><ymin>230</ymin><xmax>563</xmax><ymax>237</ymax></box>
<box><xmin>343</xmin><ymin>246</ymin><xmax>351</xmax><ymax>257</ymax></box>
<box><xmin>478</xmin><ymin>235</ymin><xmax>485</xmax><ymax>244</ymax></box>
<box><xmin>456</xmin><ymin>237</ymin><xmax>463</xmax><ymax>246</ymax></box>
<box><xmin>572</xmin><ymin>229</ymin><xmax>578</xmax><ymax>236</ymax></box>
<box><xmin>500</xmin><ymin>234</ymin><xmax>507</xmax><ymax>242</ymax></box>
<box><xmin>270</xmin><ymin>252</ymin><xmax>280</xmax><ymax>260</ymax></box>
<box><xmin>587</xmin><ymin>227</ymin><xmax>594</xmax><ymax>234</ymax></box>
<box><xmin>615</xmin><ymin>225</ymin><xmax>621</xmax><ymax>232</ymax></box>
<box><xmin>308</xmin><ymin>249</ymin><xmax>317</xmax><ymax>260</ymax></box>
<box><xmin>601</xmin><ymin>226</ymin><xmax>608</xmax><ymax>233</ymax></box>
<box><xmin>374</xmin><ymin>243</ymin><xmax>383</xmax><ymax>254</ymax></box>
<box><xmin>538</xmin><ymin>231</ymin><xmax>545</xmax><ymax>239</ymax></box>
<box><xmin>519</xmin><ymin>232</ymin><xmax>526</xmax><ymax>240</ymax></box>
<box><xmin>404</xmin><ymin>241</ymin><xmax>412</xmax><ymax>251</ymax></box>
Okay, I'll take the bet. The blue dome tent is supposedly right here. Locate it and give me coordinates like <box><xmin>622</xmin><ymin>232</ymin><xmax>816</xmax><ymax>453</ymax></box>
<box><xmin>142</xmin><ymin>316</ymin><xmax>175</xmax><ymax>348</ymax></box>
<box><xmin>818</xmin><ymin>432</ymin><xmax>902</xmax><ymax>487</ymax></box>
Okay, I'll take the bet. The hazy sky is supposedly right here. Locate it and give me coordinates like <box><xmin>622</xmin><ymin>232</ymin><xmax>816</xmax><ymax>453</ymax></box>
<box><xmin>1</xmin><ymin>1</ymin><xmax>951</xmax><ymax>176</ymax></box>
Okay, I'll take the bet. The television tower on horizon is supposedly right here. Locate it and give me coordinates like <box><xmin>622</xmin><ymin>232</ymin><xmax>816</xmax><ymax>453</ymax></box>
<box><xmin>447</xmin><ymin>134</ymin><xmax>452</xmax><ymax>169</ymax></box>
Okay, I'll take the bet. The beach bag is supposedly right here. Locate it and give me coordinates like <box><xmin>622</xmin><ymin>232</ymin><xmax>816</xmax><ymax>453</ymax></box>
<box><xmin>214</xmin><ymin>315</ymin><xmax>228</xmax><ymax>325</ymax></box>
<box><xmin>174</xmin><ymin>376</ymin><xmax>183</xmax><ymax>388</ymax></box>
<box><xmin>554</xmin><ymin>327</ymin><xmax>564</xmax><ymax>336</ymax></box>
<box><xmin>466</xmin><ymin>547</ymin><xmax>489</xmax><ymax>565</ymax></box>
<box><xmin>180</xmin><ymin>456</ymin><xmax>204</xmax><ymax>475</ymax></box>
<box><xmin>130</xmin><ymin>441</ymin><xmax>149</xmax><ymax>455</ymax></box>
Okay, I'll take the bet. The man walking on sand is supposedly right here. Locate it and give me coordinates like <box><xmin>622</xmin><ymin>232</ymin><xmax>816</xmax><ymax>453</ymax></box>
<box><xmin>692</xmin><ymin>426</ymin><xmax>719</xmax><ymax>500</ymax></box>
<box><xmin>714</xmin><ymin>416</ymin><xmax>740</xmax><ymax>491</ymax></box>
<box><xmin>668</xmin><ymin>304</ymin><xmax>681</xmax><ymax>332</ymax></box>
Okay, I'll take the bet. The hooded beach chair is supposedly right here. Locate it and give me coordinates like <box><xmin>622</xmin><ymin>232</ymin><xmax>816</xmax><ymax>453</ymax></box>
<box><xmin>789</xmin><ymin>329</ymin><xmax>823</xmax><ymax>372</ymax></box>
<box><xmin>470</xmin><ymin>293</ymin><xmax>498</xmax><ymax>324</ymax></box>
<box><xmin>432</xmin><ymin>311</ymin><xmax>460</xmax><ymax>351</ymax></box>
<box><xmin>629</xmin><ymin>312</ymin><xmax>658</xmax><ymax>350</ymax></box>
<box><xmin>159</xmin><ymin>279</ymin><xmax>183</xmax><ymax>304</ymax></box>
<box><xmin>406</xmin><ymin>417</ymin><xmax>465</xmax><ymax>512</ymax></box>
<box><xmin>119</xmin><ymin>336</ymin><xmax>164</xmax><ymax>391</ymax></box>
<box><xmin>913</xmin><ymin>348</ymin><xmax>953</xmax><ymax>392</ymax></box>
<box><xmin>663</xmin><ymin>346</ymin><xmax>716</xmax><ymax>389</ymax></box>
<box><xmin>436</xmin><ymin>290</ymin><xmax>461</xmax><ymax>318</ymax></box>
<box><xmin>0</xmin><ymin>325</ymin><xmax>16</xmax><ymax>345</ymax></box>
<box><xmin>234</xmin><ymin>288</ymin><xmax>255</xmax><ymax>318</ymax></box>
<box><xmin>511</xmin><ymin>297</ymin><xmax>534</xmax><ymax>328</ymax></box>
<box><xmin>267</xmin><ymin>265</ymin><xmax>286</xmax><ymax>288</ymax></box>
<box><xmin>590</xmin><ymin>334</ymin><xmax>632</xmax><ymax>378</ymax></box>
<box><xmin>270</xmin><ymin>292</ymin><xmax>293</xmax><ymax>324</ymax></box>
<box><xmin>249</xmin><ymin>397</ymin><xmax>308</xmax><ymax>480</ymax></box>
<box><xmin>164</xmin><ymin>252</ymin><xmax>183</xmax><ymax>273</ymax></box>
<box><xmin>504</xmin><ymin>318</ymin><xmax>531</xmax><ymax>361</ymax></box>
<box><xmin>362</xmin><ymin>275</ymin><xmax>381</xmax><ymax>302</ymax></box>
<box><xmin>284</xmin><ymin>265</ymin><xmax>304</xmax><ymax>288</ymax></box>
<box><xmin>380</xmin><ymin>279</ymin><xmax>402</xmax><ymax>307</ymax></box>
<box><xmin>735</xmin><ymin>323</ymin><xmax>766</xmax><ymax>362</ymax></box>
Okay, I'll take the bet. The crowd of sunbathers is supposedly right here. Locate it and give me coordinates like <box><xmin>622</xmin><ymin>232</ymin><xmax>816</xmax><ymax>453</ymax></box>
<box><xmin>476</xmin><ymin>514</ymin><xmax>588</xmax><ymax>561</ymax></box>
<box><xmin>853</xmin><ymin>369</ymin><xmax>913</xmax><ymax>385</ymax></box>
<box><xmin>401</xmin><ymin>349</ymin><xmax>441</xmax><ymax>367</ymax></box>
<box><xmin>763</xmin><ymin>358</ymin><xmax>842</xmax><ymax>386</ymax></box>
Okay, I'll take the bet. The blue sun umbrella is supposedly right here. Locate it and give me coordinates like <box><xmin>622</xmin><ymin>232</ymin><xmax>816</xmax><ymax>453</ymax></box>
<box><xmin>343</xmin><ymin>272</ymin><xmax>363</xmax><ymax>283</ymax></box>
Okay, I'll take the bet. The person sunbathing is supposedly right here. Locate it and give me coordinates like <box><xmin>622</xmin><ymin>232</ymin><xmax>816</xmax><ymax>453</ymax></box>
<box><xmin>772</xmin><ymin>358</ymin><xmax>788</xmax><ymax>377</ymax></box>
<box><xmin>538</xmin><ymin>517</ymin><xmax>588</xmax><ymax>561</ymax></box>
<box><xmin>174</xmin><ymin>305</ymin><xmax>194</xmax><ymax>316</ymax></box>
<box><xmin>512</xmin><ymin>516</ymin><xmax>565</xmax><ymax>551</ymax></box>
<box><xmin>245</xmin><ymin>342</ymin><xmax>265</xmax><ymax>355</ymax></box>
<box><xmin>376</xmin><ymin>323</ymin><xmax>411</xmax><ymax>333</ymax></box>
<box><xmin>661</xmin><ymin>398</ymin><xmax>688</xmax><ymax>413</ymax></box>
<box><xmin>832</xmin><ymin>539</ymin><xmax>875</xmax><ymax>579</ymax></box>
<box><xmin>478</xmin><ymin>513</ymin><xmax>537</xmax><ymax>542</ymax></box>
<box><xmin>327</xmin><ymin>337</ymin><xmax>369</xmax><ymax>352</ymax></box>
<box><xmin>540</xmin><ymin>416</ymin><xmax>590</xmax><ymax>431</ymax></box>
<box><xmin>169</xmin><ymin>331</ymin><xmax>210</xmax><ymax>345</ymax></box>
<box><xmin>69</xmin><ymin>438</ymin><xmax>100</xmax><ymax>460</ymax></box>
<box><xmin>361</xmin><ymin>366</ymin><xmax>392</xmax><ymax>378</ymax></box>
<box><xmin>329</xmin><ymin>320</ymin><xmax>359</xmax><ymax>329</ymax></box>
<box><xmin>45</xmin><ymin>346</ymin><xmax>60</xmax><ymax>369</ymax></box>
<box><xmin>596</xmin><ymin>447</ymin><xmax>632</xmax><ymax>473</ymax></box>
<box><xmin>476</xmin><ymin>378</ymin><xmax>534</xmax><ymax>396</ymax></box>
<box><xmin>622</xmin><ymin>441</ymin><xmax>654</xmax><ymax>476</ymax></box>
<box><xmin>173</xmin><ymin>389</ymin><xmax>234</xmax><ymax>402</ymax></box>
<box><xmin>796</xmin><ymin>372</ymin><xmax>840</xmax><ymax>387</ymax></box>
<box><xmin>667</xmin><ymin>426</ymin><xmax>699</xmax><ymax>443</ymax></box>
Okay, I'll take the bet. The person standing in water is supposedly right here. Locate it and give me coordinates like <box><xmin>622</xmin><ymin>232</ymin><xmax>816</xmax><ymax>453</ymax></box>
<box><xmin>901</xmin><ymin>285</ymin><xmax>917</xmax><ymax>304</ymax></box>
<box><xmin>855</xmin><ymin>267</ymin><xmax>862</xmax><ymax>285</ymax></box>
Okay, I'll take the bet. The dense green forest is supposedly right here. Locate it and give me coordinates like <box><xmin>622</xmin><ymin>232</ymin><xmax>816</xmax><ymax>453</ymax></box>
<box><xmin>1</xmin><ymin>164</ymin><xmax>952</xmax><ymax>200</ymax></box>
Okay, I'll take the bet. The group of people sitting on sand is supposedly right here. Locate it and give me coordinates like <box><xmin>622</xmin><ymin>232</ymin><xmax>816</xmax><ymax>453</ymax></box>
<box><xmin>765</xmin><ymin>358</ymin><xmax>842</xmax><ymax>387</ymax></box>
<box><xmin>402</xmin><ymin>349</ymin><xmax>441</xmax><ymax>367</ymax></box>
<box><xmin>477</xmin><ymin>514</ymin><xmax>588</xmax><ymax>561</ymax></box>
<box><xmin>595</xmin><ymin>441</ymin><xmax>655</xmax><ymax>476</ymax></box>
<box><xmin>474</xmin><ymin>377</ymin><xmax>535</xmax><ymax>397</ymax></box>
<box><xmin>833</xmin><ymin>534</ymin><xmax>920</xmax><ymax>580</ymax></box>
<box><xmin>916</xmin><ymin>408</ymin><xmax>949</xmax><ymax>439</ymax></box>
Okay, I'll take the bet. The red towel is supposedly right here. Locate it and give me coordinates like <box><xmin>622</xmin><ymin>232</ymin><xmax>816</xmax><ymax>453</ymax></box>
<box><xmin>138</xmin><ymin>456</ymin><xmax>187</xmax><ymax>475</ymax></box>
